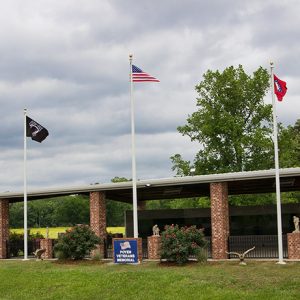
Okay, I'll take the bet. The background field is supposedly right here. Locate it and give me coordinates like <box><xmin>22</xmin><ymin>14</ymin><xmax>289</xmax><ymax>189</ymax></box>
<box><xmin>0</xmin><ymin>260</ymin><xmax>299</xmax><ymax>300</ymax></box>
<box><xmin>10</xmin><ymin>227</ymin><xmax>125</xmax><ymax>239</ymax></box>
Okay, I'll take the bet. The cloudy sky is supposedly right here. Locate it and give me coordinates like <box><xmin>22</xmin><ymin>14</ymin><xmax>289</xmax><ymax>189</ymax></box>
<box><xmin>0</xmin><ymin>0</ymin><xmax>299</xmax><ymax>192</ymax></box>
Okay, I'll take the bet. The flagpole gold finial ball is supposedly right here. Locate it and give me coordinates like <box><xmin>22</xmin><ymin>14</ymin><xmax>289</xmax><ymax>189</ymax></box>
<box><xmin>129</xmin><ymin>54</ymin><xmax>133</xmax><ymax>59</ymax></box>
<box><xmin>270</xmin><ymin>61</ymin><xmax>274</xmax><ymax>66</ymax></box>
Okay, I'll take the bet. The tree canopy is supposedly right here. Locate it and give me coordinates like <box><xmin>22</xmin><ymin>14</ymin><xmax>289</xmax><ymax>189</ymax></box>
<box><xmin>279</xmin><ymin>119</ymin><xmax>300</xmax><ymax>168</ymax></box>
<box><xmin>171</xmin><ymin>65</ymin><xmax>274</xmax><ymax>175</ymax></box>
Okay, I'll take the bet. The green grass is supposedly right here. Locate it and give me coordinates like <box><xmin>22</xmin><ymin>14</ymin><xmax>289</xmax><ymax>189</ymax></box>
<box><xmin>10</xmin><ymin>227</ymin><xmax>125</xmax><ymax>239</ymax></box>
<box><xmin>0</xmin><ymin>260</ymin><xmax>299</xmax><ymax>300</ymax></box>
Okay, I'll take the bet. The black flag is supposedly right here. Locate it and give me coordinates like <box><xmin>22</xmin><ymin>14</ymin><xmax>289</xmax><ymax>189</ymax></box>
<box><xmin>26</xmin><ymin>116</ymin><xmax>49</xmax><ymax>143</ymax></box>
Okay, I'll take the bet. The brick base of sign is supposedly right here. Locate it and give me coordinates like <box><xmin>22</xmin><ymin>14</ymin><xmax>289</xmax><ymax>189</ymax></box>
<box><xmin>137</xmin><ymin>238</ymin><xmax>142</xmax><ymax>261</ymax></box>
<box><xmin>287</xmin><ymin>232</ymin><xmax>300</xmax><ymax>259</ymax></box>
<box><xmin>40</xmin><ymin>239</ymin><xmax>53</xmax><ymax>259</ymax></box>
<box><xmin>147</xmin><ymin>236</ymin><xmax>161</xmax><ymax>259</ymax></box>
<box><xmin>0</xmin><ymin>200</ymin><xmax>9</xmax><ymax>259</ymax></box>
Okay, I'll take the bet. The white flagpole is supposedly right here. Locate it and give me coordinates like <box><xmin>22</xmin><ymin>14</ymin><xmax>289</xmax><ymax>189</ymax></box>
<box><xmin>270</xmin><ymin>62</ymin><xmax>285</xmax><ymax>264</ymax></box>
<box><xmin>23</xmin><ymin>108</ymin><xmax>29</xmax><ymax>260</ymax></box>
<box><xmin>129</xmin><ymin>54</ymin><xmax>139</xmax><ymax>238</ymax></box>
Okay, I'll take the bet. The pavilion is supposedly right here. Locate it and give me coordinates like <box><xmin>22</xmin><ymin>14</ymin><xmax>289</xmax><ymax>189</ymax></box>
<box><xmin>1</xmin><ymin>167</ymin><xmax>300</xmax><ymax>259</ymax></box>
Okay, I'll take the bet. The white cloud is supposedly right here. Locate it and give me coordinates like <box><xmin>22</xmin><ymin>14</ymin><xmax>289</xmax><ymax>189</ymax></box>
<box><xmin>0</xmin><ymin>0</ymin><xmax>299</xmax><ymax>191</ymax></box>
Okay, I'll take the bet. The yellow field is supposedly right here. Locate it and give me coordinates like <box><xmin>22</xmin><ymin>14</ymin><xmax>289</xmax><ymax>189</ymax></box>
<box><xmin>10</xmin><ymin>227</ymin><xmax>125</xmax><ymax>239</ymax></box>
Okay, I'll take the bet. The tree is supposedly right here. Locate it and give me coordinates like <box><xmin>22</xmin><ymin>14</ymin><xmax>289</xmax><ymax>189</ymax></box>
<box><xmin>55</xmin><ymin>195</ymin><xmax>90</xmax><ymax>226</ymax></box>
<box><xmin>279</xmin><ymin>119</ymin><xmax>300</xmax><ymax>168</ymax></box>
<box><xmin>146</xmin><ymin>197</ymin><xmax>210</xmax><ymax>209</ymax></box>
<box><xmin>171</xmin><ymin>65</ymin><xmax>273</xmax><ymax>176</ymax></box>
<box><xmin>9</xmin><ymin>196</ymin><xmax>90</xmax><ymax>228</ymax></box>
<box><xmin>10</xmin><ymin>199</ymin><xmax>59</xmax><ymax>228</ymax></box>
<box><xmin>28</xmin><ymin>200</ymin><xmax>58</xmax><ymax>227</ymax></box>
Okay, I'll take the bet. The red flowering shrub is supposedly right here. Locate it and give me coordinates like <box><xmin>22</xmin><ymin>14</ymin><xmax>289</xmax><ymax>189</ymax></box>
<box><xmin>161</xmin><ymin>224</ymin><xmax>207</xmax><ymax>264</ymax></box>
<box><xmin>54</xmin><ymin>225</ymin><xmax>101</xmax><ymax>260</ymax></box>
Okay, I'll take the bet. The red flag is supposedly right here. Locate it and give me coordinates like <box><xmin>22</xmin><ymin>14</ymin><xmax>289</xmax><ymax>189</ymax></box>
<box><xmin>274</xmin><ymin>74</ymin><xmax>287</xmax><ymax>101</ymax></box>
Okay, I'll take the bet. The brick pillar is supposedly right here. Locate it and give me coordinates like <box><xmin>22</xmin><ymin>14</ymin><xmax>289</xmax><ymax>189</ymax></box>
<box><xmin>147</xmin><ymin>235</ymin><xmax>161</xmax><ymax>259</ymax></box>
<box><xmin>40</xmin><ymin>239</ymin><xmax>53</xmax><ymax>259</ymax></box>
<box><xmin>90</xmin><ymin>192</ymin><xmax>106</xmax><ymax>258</ymax></box>
<box><xmin>210</xmin><ymin>182</ymin><xmax>229</xmax><ymax>259</ymax></box>
<box><xmin>287</xmin><ymin>233</ymin><xmax>300</xmax><ymax>259</ymax></box>
<box><xmin>0</xmin><ymin>199</ymin><xmax>9</xmax><ymax>259</ymax></box>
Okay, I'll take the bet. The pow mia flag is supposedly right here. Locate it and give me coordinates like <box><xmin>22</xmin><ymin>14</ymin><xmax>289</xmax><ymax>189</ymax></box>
<box><xmin>26</xmin><ymin>116</ymin><xmax>49</xmax><ymax>143</ymax></box>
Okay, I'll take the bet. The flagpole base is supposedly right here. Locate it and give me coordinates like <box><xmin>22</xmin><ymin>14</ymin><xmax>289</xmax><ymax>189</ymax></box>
<box><xmin>276</xmin><ymin>261</ymin><xmax>286</xmax><ymax>265</ymax></box>
<box><xmin>22</xmin><ymin>258</ymin><xmax>30</xmax><ymax>261</ymax></box>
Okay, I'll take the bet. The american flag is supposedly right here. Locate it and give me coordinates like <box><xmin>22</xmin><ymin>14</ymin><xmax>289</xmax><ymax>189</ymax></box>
<box><xmin>132</xmin><ymin>65</ymin><xmax>160</xmax><ymax>82</ymax></box>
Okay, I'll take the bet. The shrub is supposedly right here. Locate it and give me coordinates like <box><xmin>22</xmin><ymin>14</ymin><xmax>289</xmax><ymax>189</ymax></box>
<box><xmin>53</xmin><ymin>225</ymin><xmax>101</xmax><ymax>260</ymax></box>
<box><xmin>9</xmin><ymin>231</ymin><xmax>45</xmax><ymax>257</ymax></box>
<box><xmin>9</xmin><ymin>232</ymin><xmax>24</xmax><ymax>257</ymax></box>
<box><xmin>161</xmin><ymin>224</ymin><xmax>207</xmax><ymax>264</ymax></box>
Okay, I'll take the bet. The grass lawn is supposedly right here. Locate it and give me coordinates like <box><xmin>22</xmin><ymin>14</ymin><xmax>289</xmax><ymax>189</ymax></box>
<box><xmin>10</xmin><ymin>227</ymin><xmax>125</xmax><ymax>239</ymax></box>
<box><xmin>0</xmin><ymin>260</ymin><xmax>299</xmax><ymax>300</ymax></box>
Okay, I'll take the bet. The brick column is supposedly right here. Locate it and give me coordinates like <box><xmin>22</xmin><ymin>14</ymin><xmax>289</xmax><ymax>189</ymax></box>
<box><xmin>210</xmin><ymin>182</ymin><xmax>229</xmax><ymax>259</ymax></box>
<box><xmin>40</xmin><ymin>239</ymin><xmax>53</xmax><ymax>259</ymax></box>
<box><xmin>147</xmin><ymin>235</ymin><xmax>161</xmax><ymax>260</ymax></box>
<box><xmin>0</xmin><ymin>199</ymin><xmax>9</xmax><ymax>259</ymax></box>
<box><xmin>90</xmin><ymin>192</ymin><xmax>106</xmax><ymax>258</ymax></box>
<box><xmin>287</xmin><ymin>233</ymin><xmax>300</xmax><ymax>259</ymax></box>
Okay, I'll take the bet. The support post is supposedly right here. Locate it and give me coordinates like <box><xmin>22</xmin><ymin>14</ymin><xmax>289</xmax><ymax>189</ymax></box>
<box><xmin>210</xmin><ymin>182</ymin><xmax>229</xmax><ymax>259</ymax></box>
<box><xmin>147</xmin><ymin>235</ymin><xmax>161</xmax><ymax>260</ymax></box>
<box><xmin>0</xmin><ymin>199</ymin><xmax>9</xmax><ymax>259</ymax></box>
<box><xmin>90</xmin><ymin>191</ymin><xmax>107</xmax><ymax>258</ymax></box>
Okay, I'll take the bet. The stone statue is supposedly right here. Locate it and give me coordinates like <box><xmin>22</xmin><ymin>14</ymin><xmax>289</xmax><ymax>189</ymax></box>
<box><xmin>293</xmin><ymin>216</ymin><xmax>299</xmax><ymax>233</ymax></box>
<box><xmin>33</xmin><ymin>248</ymin><xmax>46</xmax><ymax>260</ymax></box>
<box><xmin>152</xmin><ymin>224</ymin><xmax>160</xmax><ymax>236</ymax></box>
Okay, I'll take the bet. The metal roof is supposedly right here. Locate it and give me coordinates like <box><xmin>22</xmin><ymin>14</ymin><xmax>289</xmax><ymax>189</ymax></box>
<box><xmin>1</xmin><ymin>167</ymin><xmax>300</xmax><ymax>203</ymax></box>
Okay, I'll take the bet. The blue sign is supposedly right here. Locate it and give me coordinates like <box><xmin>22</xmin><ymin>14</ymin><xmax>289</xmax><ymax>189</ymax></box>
<box><xmin>113</xmin><ymin>239</ymin><xmax>138</xmax><ymax>264</ymax></box>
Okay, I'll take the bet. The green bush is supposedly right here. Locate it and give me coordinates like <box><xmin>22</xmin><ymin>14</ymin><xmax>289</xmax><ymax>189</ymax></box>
<box><xmin>9</xmin><ymin>232</ymin><xmax>24</xmax><ymax>257</ymax></box>
<box><xmin>9</xmin><ymin>231</ymin><xmax>45</xmax><ymax>257</ymax></box>
<box><xmin>161</xmin><ymin>224</ymin><xmax>207</xmax><ymax>264</ymax></box>
<box><xmin>53</xmin><ymin>225</ymin><xmax>101</xmax><ymax>260</ymax></box>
